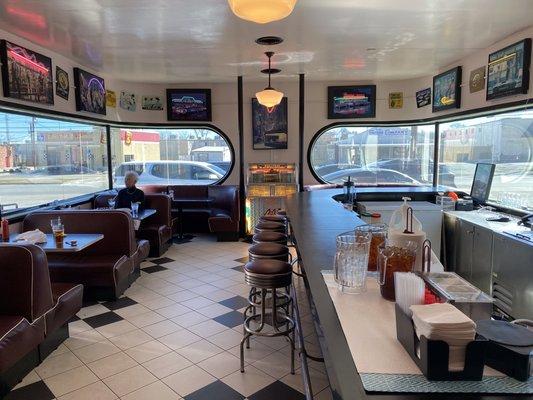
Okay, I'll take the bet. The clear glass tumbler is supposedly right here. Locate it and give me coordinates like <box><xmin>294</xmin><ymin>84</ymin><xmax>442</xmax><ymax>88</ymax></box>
<box><xmin>334</xmin><ymin>231</ymin><xmax>371</xmax><ymax>294</ymax></box>
<box><xmin>355</xmin><ymin>223</ymin><xmax>388</xmax><ymax>274</ymax></box>
<box><xmin>131</xmin><ymin>202</ymin><xmax>140</xmax><ymax>218</ymax></box>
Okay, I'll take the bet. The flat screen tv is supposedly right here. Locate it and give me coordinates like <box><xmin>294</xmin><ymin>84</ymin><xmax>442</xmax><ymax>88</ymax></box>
<box><xmin>0</xmin><ymin>40</ymin><xmax>54</xmax><ymax>105</ymax></box>
<box><xmin>486</xmin><ymin>38</ymin><xmax>531</xmax><ymax>100</ymax></box>
<box><xmin>470</xmin><ymin>163</ymin><xmax>495</xmax><ymax>204</ymax></box>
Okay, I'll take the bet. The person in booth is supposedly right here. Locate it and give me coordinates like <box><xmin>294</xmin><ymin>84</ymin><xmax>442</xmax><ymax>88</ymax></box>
<box><xmin>115</xmin><ymin>171</ymin><xmax>145</xmax><ymax>211</ymax></box>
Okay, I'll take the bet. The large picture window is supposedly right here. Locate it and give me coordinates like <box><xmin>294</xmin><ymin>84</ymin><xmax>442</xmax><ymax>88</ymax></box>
<box><xmin>110</xmin><ymin>127</ymin><xmax>233</xmax><ymax>187</ymax></box>
<box><xmin>439</xmin><ymin>109</ymin><xmax>533</xmax><ymax>210</ymax></box>
<box><xmin>0</xmin><ymin>110</ymin><xmax>108</xmax><ymax>212</ymax></box>
<box><xmin>309</xmin><ymin>125</ymin><xmax>438</xmax><ymax>186</ymax></box>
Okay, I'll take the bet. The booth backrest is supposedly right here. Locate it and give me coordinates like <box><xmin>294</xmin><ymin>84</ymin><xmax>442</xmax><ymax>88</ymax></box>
<box><xmin>208</xmin><ymin>185</ymin><xmax>239</xmax><ymax>221</ymax></box>
<box><xmin>0</xmin><ymin>244</ymin><xmax>53</xmax><ymax>322</ymax></box>
<box><xmin>167</xmin><ymin>185</ymin><xmax>208</xmax><ymax>199</ymax></box>
<box><xmin>23</xmin><ymin>210</ymin><xmax>136</xmax><ymax>257</ymax></box>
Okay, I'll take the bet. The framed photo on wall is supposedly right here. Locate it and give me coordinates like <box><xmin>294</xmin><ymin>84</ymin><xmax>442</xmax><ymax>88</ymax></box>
<box><xmin>415</xmin><ymin>87</ymin><xmax>431</xmax><ymax>108</ymax></box>
<box><xmin>252</xmin><ymin>97</ymin><xmax>288</xmax><ymax>150</ymax></box>
<box><xmin>328</xmin><ymin>85</ymin><xmax>376</xmax><ymax>119</ymax></box>
<box><xmin>73</xmin><ymin>67</ymin><xmax>106</xmax><ymax>115</ymax></box>
<box><xmin>432</xmin><ymin>66</ymin><xmax>462</xmax><ymax>112</ymax></box>
<box><xmin>166</xmin><ymin>89</ymin><xmax>212</xmax><ymax>121</ymax></box>
<box><xmin>0</xmin><ymin>40</ymin><xmax>54</xmax><ymax>105</ymax></box>
<box><xmin>469</xmin><ymin>66</ymin><xmax>486</xmax><ymax>93</ymax></box>
<box><xmin>486</xmin><ymin>38</ymin><xmax>531</xmax><ymax>100</ymax></box>
<box><xmin>55</xmin><ymin>66</ymin><xmax>69</xmax><ymax>100</ymax></box>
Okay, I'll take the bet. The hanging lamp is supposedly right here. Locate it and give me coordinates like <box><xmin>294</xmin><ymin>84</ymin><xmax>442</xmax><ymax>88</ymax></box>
<box><xmin>227</xmin><ymin>0</ymin><xmax>297</xmax><ymax>24</ymax></box>
<box><xmin>256</xmin><ymin>51</ymin><xmax>283</xmax><ymax>109</ymax></box>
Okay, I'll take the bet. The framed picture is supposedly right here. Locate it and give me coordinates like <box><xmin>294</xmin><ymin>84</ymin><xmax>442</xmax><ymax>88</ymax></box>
<box><xmin>389</xmin><ymin>92</ymin><xmax>403</xmax><ymax>109</ymax></box>
<box><xmin>432</xmin><ymin>66</ymin><xmax>461</xmax><ymax>112</ymax></box>
<box><xmin>119</xmin><ymin>91</ymin><xmax>136</xmax><ymax>111</ymax></box>
<box><xmin>416</xmin><ymin>88</ymin><xmax>431</xmax><ymax>108</ymax></box>
<box><xmin>166</xmin><ymin>89</ymin><xmax>211</xmax><ymax>121</ymax></box>
<box><xmin>486</xmin><ymin>38</ymin><xmax>531</xmax><ymax>100</ymax></box>
<box><xmin>73</xmin><ymin>67</ymin><xmax>106</xmax><ymax>115</ymax></box>
<box><xmin>0</xmin><ymin>40</ymin><xmax>54</xmax><ymax>105</ymax></box>
<box><xmin>252</xmin><ymin>97</ymin><xmax>288</xmax><ymax>150</ymax></box>
<box><xmin>142</xmin><ymin>95</ymin><xmax>163</xmax><ymax>110</ymax></box>
<box><xmin>469</xmin><ymin>66</ymin><xmax>486</xmax><ymax>93</ymax></box>
<box><xmin>55</xmin><ymin>66</ymin><xmax>69</xmax><ymax>100</ymax></box>
<box><xmin>106</xmin><ymin>90</ymin><xmax>116</xmax><ymax>108</ymax></box>
<box><xmin>328</xmin><ymin>85</ymin><xmax>376</xmax><ymax>119</ymax></box>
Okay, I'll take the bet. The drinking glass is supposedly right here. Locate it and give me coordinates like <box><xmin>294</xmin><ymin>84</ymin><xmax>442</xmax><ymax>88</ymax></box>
<box><xmin>50</xmin><ymin>218</ymin><xmax>61</xmax><ymax>232</ymax></box>
<box><xmin>168</xmin><ymin>189</ymin><xmax>175</xmax><ymax>200</ymax></box>
<box><xmin>107</xmin><ymin>197</ymin><xmax>116</xmax><ymax>208</ymax></box>
<box><xmin>334</xmin><ymin>231</ymin><xmax>371</xmax><ymax>294</ymax></box>
<box><xmin>131</xmin><ymin>202</ymin><xmax>140</xmax><ymax>218</ymax></box>
<box><xmin>377</xmin><ymin>240</ymin><xmax>417</xmax><ymax>301</ymax></box>
<box><xmin>52</xmin><ymin>222</ymin><xmax>65</xmax><ymax>247</ymax></box>
<box><xmin>355</xmin><ymin>223</ymin><xmax>388</xmax><ymax>274</ymax></box>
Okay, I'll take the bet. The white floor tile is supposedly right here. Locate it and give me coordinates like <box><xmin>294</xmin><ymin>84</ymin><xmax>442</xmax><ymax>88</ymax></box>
<box><xmin>103</xmin><ymin>365</ymin><xmax>157</xmax><ymax>397</ymax></box>
<box><xmin>162</xmin><ymin>365</ymin><xmax>216</xmax><ymax>397</ymax></box>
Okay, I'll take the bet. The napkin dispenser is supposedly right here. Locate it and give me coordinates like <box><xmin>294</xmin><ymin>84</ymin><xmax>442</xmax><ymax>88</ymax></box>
<box><xmin>417</xmin><ymin>272</ymin><xmax>493</xmax><ymax>321</ymax></box>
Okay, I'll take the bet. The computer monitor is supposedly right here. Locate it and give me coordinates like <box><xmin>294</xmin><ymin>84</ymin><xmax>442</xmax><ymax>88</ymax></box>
<box><xmin>470</xmin><ymin>163</ymin><xmax>495</xmax><ymax>205</ymax></box>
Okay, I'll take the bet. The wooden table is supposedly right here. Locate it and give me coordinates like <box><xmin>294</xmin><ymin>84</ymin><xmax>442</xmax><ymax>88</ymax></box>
<box><xmin>9</xmin><ymin>233</ymin><xmax>104</xmax><ymax>253</ymax></box>
<box><xmin>134</xmin><ymin>208</ymin><xmax>156</xmax><ymax>221</ymax></box>
<box><xmin>171</xmin><ymin>198</ymin><xmax>213</xmax><ymax>240</ymax></box>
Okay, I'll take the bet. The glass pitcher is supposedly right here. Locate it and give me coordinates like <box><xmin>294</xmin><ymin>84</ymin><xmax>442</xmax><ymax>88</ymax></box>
<box><xmin>355</xmin><ymin>223</ymin><xmax>388</xmax><ymax>273</ymax></box>
<box><xmin>334</xmin><ymin>231</ymin><xmax>371</xmax><ymax>294</ymax></box>
<box><xmin>377</xmin><ymin>240</ymin><xmax>417</xmax><ymax>301</ymax></box>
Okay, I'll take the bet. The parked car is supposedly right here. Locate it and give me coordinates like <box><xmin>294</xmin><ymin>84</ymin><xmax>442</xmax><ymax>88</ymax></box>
<box><xmin>365</xmin><ymin>159</ymin><xmax>456</xmax><ymax>187</ymax></box>
<box><xmin>114</xmin><ymin>160</ymin><xmax>225</xmax><ymax>186</ymax></box>
<box><xmin>322</xmin><ymin>168</ymin><xmax>422</xmax><ymax>186</ymax></box>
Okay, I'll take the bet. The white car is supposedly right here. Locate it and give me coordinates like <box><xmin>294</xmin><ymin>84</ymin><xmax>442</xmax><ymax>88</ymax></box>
<box><xmin>114</xmin><ymin>160</ymin><xmax>225</xmax><ymax>186</ymax></box>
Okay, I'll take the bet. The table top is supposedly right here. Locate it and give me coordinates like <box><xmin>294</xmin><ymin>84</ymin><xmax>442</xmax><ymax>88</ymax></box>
<box><xmin>135</xmin><ymin>208</ymin><xmax>156</xmax><ymax>220</ymax></box>
<box><xmin>9</xmin><ymin>233</ymin><xmax>103</xmax><ymax>253</ymax></box>
<box><xmin>285</xmin><ymin>188</ymin><xmax>525</xmax><ymax>400</ymax></box>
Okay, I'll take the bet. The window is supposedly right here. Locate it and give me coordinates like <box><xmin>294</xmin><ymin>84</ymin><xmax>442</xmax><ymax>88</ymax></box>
<box><xmin>0</xmin><ymin>110</ymin><xmax>108</xmax><ymax>212</ymax></box>
<box><xmin>110</xmin><ymin>127</ymin><xmax>233</xmax><ymax>187</ymax></box>
<box><xmin>310</xmin><ymin>125</ymin><xmax>436</xmax><ymax>186</ymax></box>
<box><xmin>439</xmin><ymin>109</ymin><xmax>533</xmax><ymax>210</ymax></box>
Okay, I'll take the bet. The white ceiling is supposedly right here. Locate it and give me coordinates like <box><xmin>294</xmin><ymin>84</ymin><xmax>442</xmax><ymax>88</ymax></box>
<box><xmin>1</xmin><ymin>0</ymin><xmax>533</xmax><ymax>83</ymax></box>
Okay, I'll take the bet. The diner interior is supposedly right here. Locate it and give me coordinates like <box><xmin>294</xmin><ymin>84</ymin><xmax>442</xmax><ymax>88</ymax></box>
<box><xmin>0</xmin><ymin>1</ymin><xmax>532</xmax><ymax>399</ymax></box>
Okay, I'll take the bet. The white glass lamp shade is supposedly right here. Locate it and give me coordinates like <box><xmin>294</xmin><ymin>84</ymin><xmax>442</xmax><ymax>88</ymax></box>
<box><xmin>228</xmin><ymin>0</ymin><xmax>297</xmax><ymax>24</ymax></box>
<box><xmin>256</xmin><ymin>88</ymin><xmax>284</xmax><ymax>108</ymax></box>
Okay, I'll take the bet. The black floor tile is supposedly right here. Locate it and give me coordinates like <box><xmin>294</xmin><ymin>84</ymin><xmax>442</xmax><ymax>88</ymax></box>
<box><xmin>234</xmin><ymin>256</ymin><xmax>248</xmax><ymax>263</ymax></box>
<box><xmin>150</xmin><ymin>257</ymin><xmax>175</xmax><ymax>264</ymax></box>
<box><xmin>83</xmin><ymin>311</ymin><xmax>123</xmax><ymax>329</ymax></box>
<box><xmin>185</xmin><ymin>380</ymin><xmax>244</xmax><ymax>400</ymax></box>
<box><xmin>102</xmin><ymin>296</ymin><xmax>137</xmax><ymax>310</ymax></box>
<box><xmin>142</xmin><ymin>265</ymin><xmax>169</xmax><ymax>274</ymax></box>
<box><xmin>231</xmin><ymin>265</ymin><xmax>244</xmax><ymax>272</ymax></box>
<box><xmin>219</xmin><ymin>296</ymin><xmax>248</xmax><ymax>310</ymax></box>
<box><xmin>81</xmin><ymin>300</ymin><xmax>98</xmax><ymax>308</ymax></box>
<box><xmin>68</xmin><ymin>315</ymin><xmax>81</xmax><ymax>323</ymax></box>
<box><xmin>213</xmin><ymin>310</ymin><xmax>245</xmax><ymax>328</ymax></box>
<box><xmin>248</xmin><ymin>380</ymin><xmax>305</xmax><ymax>400</ymax></box>
<box><xmin>5</xmin><ymin>380</ymin><xmax>55</xmax><ymax>400</ymax></box>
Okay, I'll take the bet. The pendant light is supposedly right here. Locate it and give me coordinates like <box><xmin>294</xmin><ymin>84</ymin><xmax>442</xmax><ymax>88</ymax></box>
<box><xmin>256</xmin><ymin>52</ymin><xmax>283</xmax><ymax>109</ymax></box>
<box><xmin>228</xmin><ymin>0</ymin><xmax>297</xmax><ymax>24</ymax></box>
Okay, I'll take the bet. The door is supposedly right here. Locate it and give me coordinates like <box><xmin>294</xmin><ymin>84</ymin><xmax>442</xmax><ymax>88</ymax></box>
<box><xmin>455</xmin><ymin>219</ymin><xmax>474</xmax><ymax>280</ymax></box>
<box><xmin>470</xmin><ymin>226</ymin><xmax>493</xmax><ymax>293</ymax></box>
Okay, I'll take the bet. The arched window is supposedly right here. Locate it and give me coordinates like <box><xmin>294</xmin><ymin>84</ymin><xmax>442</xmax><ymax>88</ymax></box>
<box><xmin>110</xmin><ymin>126</ymin><xmax>234</xmax><ymax>187</ymax></box>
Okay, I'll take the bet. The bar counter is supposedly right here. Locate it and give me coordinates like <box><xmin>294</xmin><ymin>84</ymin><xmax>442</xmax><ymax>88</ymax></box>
<box><xmin>284</xmin><ymin>188</ymin><xmax>529</xmax><ymax>400</ymax></box>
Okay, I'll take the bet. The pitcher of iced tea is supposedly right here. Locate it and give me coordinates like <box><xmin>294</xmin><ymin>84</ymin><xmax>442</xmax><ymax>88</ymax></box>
<box><xmin>377</xmin><ymin>241</ymin><xmax>417</xmax><ymax>301</ymax></box>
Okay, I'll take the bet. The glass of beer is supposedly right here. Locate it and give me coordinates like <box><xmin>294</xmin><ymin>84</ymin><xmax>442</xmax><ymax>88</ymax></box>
<box><xmin>51</xmin><ymin>221</ymin><xmax>65</xmax><ymax>247</ymax></box>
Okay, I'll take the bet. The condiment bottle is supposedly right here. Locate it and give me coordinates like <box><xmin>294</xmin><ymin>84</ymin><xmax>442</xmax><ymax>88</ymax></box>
<box><xmin>1</xmin><ymin>212</ymin><xmax>9</xmax><ymax>242</ymax></box>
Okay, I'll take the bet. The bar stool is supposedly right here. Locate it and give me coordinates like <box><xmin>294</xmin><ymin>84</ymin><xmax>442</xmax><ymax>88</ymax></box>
<box><xmin>254</xmin><ymin>221</ymin><xmax>286</xmax><ymax>234</ymax></box>
<box><xmin>259</xmin><ymin>214</ymin><xmax>287</xmax><ymax>224</ymax></box>
<box><xmin>241</xmin><ymin>260</ymin><xmax>295</xmax><ymax>374</ymax></box>
<box><xmin>252</xmin><ymin>231</ymin><xmax>288</xmax><ymax>245</ymax></box>
<box><xmin>248</xmin><ymin>242</ymin><xmax>290</xmax><ymax>262</ymax></box>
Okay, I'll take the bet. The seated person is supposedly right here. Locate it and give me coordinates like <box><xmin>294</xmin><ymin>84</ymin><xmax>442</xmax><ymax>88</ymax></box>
<box><xmin>115</xmin><ymin>171</ymin><xmax>145</xmax><ymax>211</ymax></box>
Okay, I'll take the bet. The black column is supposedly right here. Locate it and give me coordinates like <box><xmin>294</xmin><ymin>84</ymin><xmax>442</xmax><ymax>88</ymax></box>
<box><xmin>237</xmin><ymin>76</ymin><xmax>246</xmax><ymax>236</ymax></box>
<box><xmin>299</xmin><ymin>73</ymin><xmax>305</xmax><ymax>191</ymax></box>
<box><xmin>106</xmin><ymin>125</ymin><xmax>113</xmax><ymax>190</ymax></box>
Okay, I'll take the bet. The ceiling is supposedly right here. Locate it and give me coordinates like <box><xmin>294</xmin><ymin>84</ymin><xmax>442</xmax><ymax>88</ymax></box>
<box><xmin>1</xmin><ymin>0</ymin><xmax>533</xmax><ymax>83</ymax></box>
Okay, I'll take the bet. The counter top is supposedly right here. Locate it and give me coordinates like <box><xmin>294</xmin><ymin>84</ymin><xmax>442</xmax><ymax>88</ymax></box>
<box><xmin>285</xmin><ymin>189</ymin><xmax>530</xmax><ymax>400</ymax></box>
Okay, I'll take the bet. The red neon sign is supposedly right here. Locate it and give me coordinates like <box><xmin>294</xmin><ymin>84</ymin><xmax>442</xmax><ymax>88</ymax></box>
<box><xmin>8</xmin><ymin>49</ymin><xmax>49</xmax><ymax>74</ymax></box>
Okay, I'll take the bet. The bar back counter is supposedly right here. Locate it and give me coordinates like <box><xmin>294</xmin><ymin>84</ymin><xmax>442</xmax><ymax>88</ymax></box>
<box><xmin>284</xmin><ymin>188</ymin><xmax>532</xmax><ymax>400</ymax></box>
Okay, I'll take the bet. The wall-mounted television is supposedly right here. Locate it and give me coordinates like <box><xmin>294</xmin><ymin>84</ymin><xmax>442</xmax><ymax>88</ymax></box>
<box><xmin>0</xmin><ymin>40</ymin><xmax>54</xmax><ymax>105</ymax></box>
<box><xmin>486</xmin><ymin>38</ymin><xmax>531</xmax><ymax>100</ymax></box>
<box><xmin>166</xmin><ymin>89</ymin><xmax>211</xmax><ymax>121</ymax></box>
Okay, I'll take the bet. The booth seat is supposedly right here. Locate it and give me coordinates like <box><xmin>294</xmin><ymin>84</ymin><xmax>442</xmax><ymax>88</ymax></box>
<box><xmin>0</xmin><ymin>244</ymin><xmax>82</xmax><ymax>395</ymax></box>
<box><xmin>94</xmin><ymin>193</ymin><xmax>175</xmax><ymax>257</ymax></box>
<box><xmin>23</xmin><ymin>210</ymin><xmax>138</xmax><ymax>300</ymax></box>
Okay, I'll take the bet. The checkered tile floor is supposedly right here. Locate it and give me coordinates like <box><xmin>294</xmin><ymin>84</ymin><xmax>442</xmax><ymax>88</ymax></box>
<box><xmin>6</xmin><ymin>235</ymin><xmax>332</xmax><ymax>400</ymax></box>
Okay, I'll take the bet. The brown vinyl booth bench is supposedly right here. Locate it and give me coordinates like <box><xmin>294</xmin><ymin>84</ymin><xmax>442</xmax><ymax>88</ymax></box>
<box><xmin>142</xmin><ymin>184</ymin><xmax>240</xmax><ymax>241</ymax></box>
<box><xmin>0</xmin><ymin>244</ymin><xmax>83</xmax><ymax>396</ymax></box>
<box><xmin>22</xmin><ymin>210</ymin><xmax>147</xmax><ymax>300</ymax></box>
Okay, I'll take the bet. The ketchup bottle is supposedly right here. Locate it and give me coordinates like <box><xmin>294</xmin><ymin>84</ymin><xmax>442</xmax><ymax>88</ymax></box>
<box><xmin>1</xmin><ymin>211</ymin><xmax>9</xmax><ymax>242</ymax></box>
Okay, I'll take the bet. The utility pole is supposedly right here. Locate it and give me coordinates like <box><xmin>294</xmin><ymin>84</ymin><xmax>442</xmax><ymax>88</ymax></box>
<box><xmin>30</xmin><ymin>117</ymin><xmax>36</xmax><ymax>168</ymax></box>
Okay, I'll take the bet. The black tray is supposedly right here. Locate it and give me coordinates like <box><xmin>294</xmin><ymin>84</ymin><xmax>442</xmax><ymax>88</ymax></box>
<box><xmin>395</xmin><ymin>303</ymin><xmax>487</xmax><ymax>381</ymax></box>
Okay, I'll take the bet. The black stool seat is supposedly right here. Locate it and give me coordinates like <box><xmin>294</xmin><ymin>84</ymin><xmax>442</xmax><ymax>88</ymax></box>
<box><xmin>254</xmin><ymin>221</ymin><xmax>285</xmax><ymax>233</ymax></box>
<box><xmin>259</xmin><ymin>215</ymin><xmax>287</xmax><ymax>223</ymax></box>
<box><xmin>277</xmin><ymin>210</ymin><xmax>287</xmax><ymax>216</ymax></box>
<box><xmin>252</xmin><ymin>232</ymin><xmax>288</xmax><ymax>245</ymax></box>
<box><xmin>244</xmin><ymin>259</ymin><xmax>291</xmax><ymax>275</ymax></box>
<box><xmin>249</xmin><ymin>242</ymin><xmax>288</xmax><ymax>256</ymax></box>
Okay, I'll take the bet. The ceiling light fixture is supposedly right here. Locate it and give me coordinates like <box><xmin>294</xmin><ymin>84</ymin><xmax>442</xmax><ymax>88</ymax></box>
<box><xmin>228</xmin><ymin>0</ymin><xmax>297</xmax><ymax>24</ymax></box>
<box><xmin>256</xmin><ymin>51</ymin><xmax>284</xmax><ymax>109</ymax></box>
